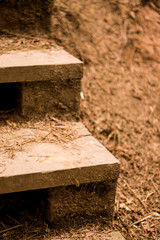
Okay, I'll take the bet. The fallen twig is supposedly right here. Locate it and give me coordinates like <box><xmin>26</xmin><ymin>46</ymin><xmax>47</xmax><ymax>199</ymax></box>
<box><xmin>123</xmin><ymin>180</ymin><xmax>147</xmax><ymax>211</ymax></box>
<box><xmin>150</xmin><ymin>177</ymin><xmax>160</xmax><ymax>196</ymax></box>
<box><xmin>130</xmin><ymin>212</ymin><xmax>160</xmax><ymax>227</ymax></box>
<box><xmin>7</xmin><ymin>215</ymin><xmax>21</xmax><ymax>225</ymax></box>
<box><xmin>51</xmin><ymin>125</ymin><xmax>68</xmax><ymax>129</ymax></box>
<box><xmin>130</xmin><ymin>215</ymin><xmax>152</xmax><ymax>227</ymax></box>
<box><xmin>25</xmin><ymin>233</ymin><xmax>39</xmax><ymax>240</ymax></box>
<box><xmin>0</xmin><ymin>224</ymin><xmax>22</xmax><ymax>234</ymax></box>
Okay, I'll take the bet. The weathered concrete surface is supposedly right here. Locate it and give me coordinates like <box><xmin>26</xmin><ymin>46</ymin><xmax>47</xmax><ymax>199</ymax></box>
<box><xmin>0</xmin><ymin>123</ymin><xmax>120</xmax><ymax>195</ymax></box>
<box><xmin>0</xmin><ymin>49</ymin><xmax>83</xmax><ymax>83</ymax></box>
<box><xmin>0</xmin><ymin>49</ymin><xmax>82</xmax><ymax>116</ymax></box>
<box><xmin>105</xmin><ymin>231</ymin><xmax>125</xmax><ymax>240</ymax></box>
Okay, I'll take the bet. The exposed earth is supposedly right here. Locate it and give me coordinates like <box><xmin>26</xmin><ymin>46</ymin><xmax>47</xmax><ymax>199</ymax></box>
<box><xmin>0</xmin><ymin>0</ymin><xmax>160</xmax><ymax>239</ymax></box>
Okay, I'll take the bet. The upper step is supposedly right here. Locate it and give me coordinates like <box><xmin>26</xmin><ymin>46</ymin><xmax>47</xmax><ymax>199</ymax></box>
<box><xmin>0</xmin><ymin>49</ymin><xmax>83</xmax><ymax>83</ymax></box>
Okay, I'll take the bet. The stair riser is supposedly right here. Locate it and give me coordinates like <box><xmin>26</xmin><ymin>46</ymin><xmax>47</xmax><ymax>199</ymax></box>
<box><xmin>19</xmin><ymin>79</ymin><xmax>80</xmax><ymax>117</ymax></box>
<box><xmin>45</xmin><ymin>181</ymin><xmax>117</xmax><ymax>224</ymax></box>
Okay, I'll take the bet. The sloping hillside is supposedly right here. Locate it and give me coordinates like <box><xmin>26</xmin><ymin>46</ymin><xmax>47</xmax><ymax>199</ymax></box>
<box><xmin>50</xmin><ymin>1</ymin><xmax>160</xmax><ymax>239</ymax></box>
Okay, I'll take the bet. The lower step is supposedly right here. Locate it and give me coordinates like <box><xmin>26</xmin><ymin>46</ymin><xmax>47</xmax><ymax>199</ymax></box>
<box><xmin>0</xmin><ymin>122</ymin><xmax>120</xmax><ymax>221</ymax></box>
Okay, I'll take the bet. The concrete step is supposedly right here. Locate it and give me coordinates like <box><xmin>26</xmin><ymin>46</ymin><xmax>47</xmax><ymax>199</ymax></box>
<box><xmin>0</xmin><ymin>0</ymin><xmax>121</xmax><ymax>226</ymax></box>
<box><xmin>100</xmin><ymin>231</ymin><xmax>125</xmax><ymax>240</ymax></box>
<box><xmin>0</xmin><ymin>42</ymin><xmax>120</xmax><ymax>223</ymax></box>
<box><xmin>0</xmin><ymin>49</ymin><xmax>83</xmax><ymax>83</ymax></box>
<box><xmin>0</xmin><ymin>48</ymin><xmax>83</xmax><ymax>117</ymax></box>
<box><xmin>0</xmin><ymin>122</ymin><xmax>120</xmax><ymax>222</ymax></box>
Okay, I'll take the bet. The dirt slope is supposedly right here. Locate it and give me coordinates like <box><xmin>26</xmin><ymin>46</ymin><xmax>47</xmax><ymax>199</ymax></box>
<box><xmin>50</xmin><ymin>0</ymin><xmax>160</xmax><ymax>239</ymax></box>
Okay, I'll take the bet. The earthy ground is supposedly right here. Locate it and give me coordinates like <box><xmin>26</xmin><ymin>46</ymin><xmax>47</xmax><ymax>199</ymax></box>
<box><xmin>50</xmin><ymin>1</ymin><xmax>160</xmax><ymax>239</ymax></box>
<box><xmin>0</xmin><ymin>0</ymin><xmax>160</xmax><ymax>239</ymax></box>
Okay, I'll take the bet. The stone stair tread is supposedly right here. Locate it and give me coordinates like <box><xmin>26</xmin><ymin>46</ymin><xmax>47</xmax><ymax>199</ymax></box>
<box><xmin>0</xmin><ymin>48</ymin><xmax>83</xmax><ymax>83</ymax></box>
<box><xmin>0</xmin><ymin>122</ymin><xmax>119</xmax><ymax>194</ymax></box>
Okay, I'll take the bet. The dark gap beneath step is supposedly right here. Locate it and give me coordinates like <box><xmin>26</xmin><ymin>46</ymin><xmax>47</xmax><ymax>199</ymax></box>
<box><xmin>0</xmin><ymin>82</ymin><xmax>21</xmax><ymax>112</ymax></box>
